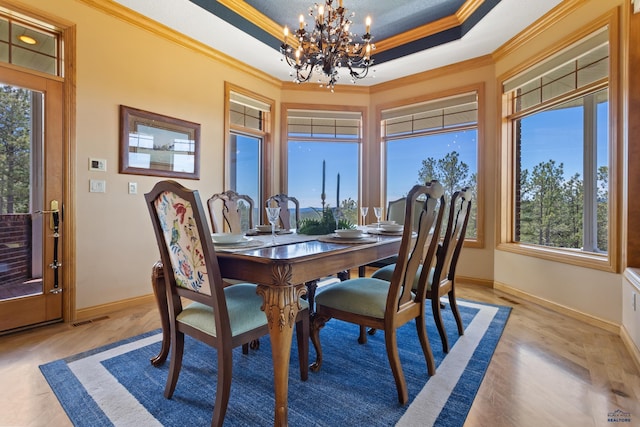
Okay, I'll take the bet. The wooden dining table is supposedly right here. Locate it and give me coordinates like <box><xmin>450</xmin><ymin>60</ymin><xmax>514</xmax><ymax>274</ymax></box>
<box><xmin>150</xmin><ymin>230</ymin><xmax>403</xmax><ymax>426</ymax></box>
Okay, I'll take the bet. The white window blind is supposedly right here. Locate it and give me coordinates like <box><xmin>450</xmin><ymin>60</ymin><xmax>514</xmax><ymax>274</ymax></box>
<box><xmin>229</xmin><ymin>91</ymin><xmax>270</xmax><ymax>130</ymax></box>
<box><xmin>503</xmin><ymin>27</ymin><xmax>609</xmax><ymax>112</ymax></box>
<box><xmin>381</xmin><ymin>92</ymin><xmax>477</xmax><ymax>137</ymax></box>
<box><xmin>287</xmin><ymin>109</ymin><xmax>361</xmax><ymax>138</ymax></box>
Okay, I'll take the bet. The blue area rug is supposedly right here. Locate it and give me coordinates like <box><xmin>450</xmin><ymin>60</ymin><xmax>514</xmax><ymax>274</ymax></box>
<box><xmin>40</xmin><ymin>299</ymin><xmax>510</xmax><ymax>426</ymax></box>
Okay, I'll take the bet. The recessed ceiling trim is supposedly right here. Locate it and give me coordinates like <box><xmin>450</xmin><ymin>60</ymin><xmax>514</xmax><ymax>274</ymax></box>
<box><xmin>217</xmin><ymin>0</ymin><xmax>284</xmax><ymax>42</ymax></box>
<box><xmin>210</xmin><ymin>0</ymin><xmax>499</xmax><ymax>60</ymax></box>
<box><xmin>375</xmin><ymin>0</ymin><xmax>484</xmax><ymax>53</ymax></box>
<box><xmin>457</xmin><ymin>0</ymin><xmax>486</xmax><ymax>21</ymax></box>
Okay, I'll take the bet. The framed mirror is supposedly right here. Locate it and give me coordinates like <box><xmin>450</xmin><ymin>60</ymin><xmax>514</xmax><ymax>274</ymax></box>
<box><xmin>119</xmin><ymin>105</ymin><xmax>201</xmax><ymax>179</ymax></box>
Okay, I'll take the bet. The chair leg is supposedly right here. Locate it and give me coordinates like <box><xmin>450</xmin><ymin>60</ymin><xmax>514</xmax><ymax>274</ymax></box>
<box><xmin>448</xmin><ymin>289</ymin><xmax>464</xmax><ymax>336</ymax></box>
<box><xmin>384</xmin><ymin>328</ymin><xmax>409</xmax><ymax>405</ymax></box>
<box><xmin>310</xmin><ymin>315</ymin><xmax>328</xmax><ymax>372</ymax></box>
<box><xmin>432</xmin><ymin>296</ymin><xmax>450</xmax><ymax>353</ymax></box>
<box><xmin>415</xmin><ymin>314</ymin><xmax>436</xmax><ymax>376</ymax></box>
<box><xmin>337</xmin><ymin>270</ymin><xmax>350</xmax><ymax>281</ymax></box>
<box><xmin>358</xmin><ymin>325</ymin><xmax>368</xmax><ymax>344</ymax></box>
<box><xmin>164</xmin><ymin>330</ymin><xmax>184</xmax><ymax>398</ymax></box>
<box><xmin>211</xmin><ymin>346</ymin><xmax>233</xmax><ymax>427</ymax></box>
<box><xmin>358</xmin><ymin>265</ymin><xmax>366</xmax><ymax>277</ymax></box>
<box><xmin>296</xmin><ymin>311</ymin><xmax>309</xmax><ymax>381</ymax></box>
<box><xmin>305</xmin><ymin>280</ymin><xmax>318</xmax><ymax>313</ymax></box>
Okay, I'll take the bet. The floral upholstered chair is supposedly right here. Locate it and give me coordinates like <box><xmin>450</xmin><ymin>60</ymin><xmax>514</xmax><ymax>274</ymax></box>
<box><xmin>145</xmin><ymin>180</ymin><xmax>309</xmax><ymax>427</ymax></box>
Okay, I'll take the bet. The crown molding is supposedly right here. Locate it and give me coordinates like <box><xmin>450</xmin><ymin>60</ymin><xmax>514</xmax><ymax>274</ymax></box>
<box><xmin>281</xmin><ymin>80</ymin><xmax>371</xmax><ymax>95</ymax></box>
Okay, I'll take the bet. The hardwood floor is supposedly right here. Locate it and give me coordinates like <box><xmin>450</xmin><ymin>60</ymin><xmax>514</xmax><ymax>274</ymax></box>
<box><xmin>0</xmin><ymin>281</ymin><xmax>638</xmax><ymax>427</ymax></box>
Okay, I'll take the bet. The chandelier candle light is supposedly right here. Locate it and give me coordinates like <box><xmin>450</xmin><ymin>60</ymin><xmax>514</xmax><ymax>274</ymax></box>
<box><xmin>281</xmin><ymin>0</ymin><xmax>375</xmax><ymax>91</ymax></box>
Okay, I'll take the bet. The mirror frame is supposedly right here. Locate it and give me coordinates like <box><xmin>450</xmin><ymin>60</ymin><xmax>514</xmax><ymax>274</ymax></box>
<box><xmin>119</xmin><ymin>105</ymin><xmax>201</xmax><ymax>179</ymax></box>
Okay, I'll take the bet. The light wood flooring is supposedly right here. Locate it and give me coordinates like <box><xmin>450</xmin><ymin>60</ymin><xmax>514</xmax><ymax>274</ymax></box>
<box><xmin>0</xmin><ymin>281</ymin><xmax>638</xmax><ymax>427</ymax></box>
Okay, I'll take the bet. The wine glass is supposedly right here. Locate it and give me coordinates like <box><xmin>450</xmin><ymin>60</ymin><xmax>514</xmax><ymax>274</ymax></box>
<box><xmin>265</xmin><ymin>206</ymin><xmax>281</xmax><ymax>244</ymax></box>
<box><xmin>360</xmin><ymin>206</ymin><xmax>369</xmax><ymax>226</ymax></box>
<box><xmin>373</xmin><ymin>206</ymin><xmax>382</xmax><ymax>227</ymax></box>
<box><xmin>334</xmin><ymin>207</ymin><xmax>343</xmax><ymax>231</ymax></box>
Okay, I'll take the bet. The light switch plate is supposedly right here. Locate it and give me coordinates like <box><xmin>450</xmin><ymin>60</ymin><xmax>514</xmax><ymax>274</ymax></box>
<box><xmin>89</xmin><ymin>179</ymin><xmax>106</xmax><ymax>193</ymax></box>
<box><xmin>89</xmin><ymin>158</ymin><xmax>107</xmax><ymax>171</ymax></box>
<box><xmin>128</xmin><ymin>182</ymin><xmax>137</xmax><ymax>194</ymax></box>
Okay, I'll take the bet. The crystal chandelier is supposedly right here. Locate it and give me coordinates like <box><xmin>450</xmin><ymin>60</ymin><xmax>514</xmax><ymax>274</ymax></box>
<box><xmin>280</xmin><ymin>0</ymin><xmax>375</xmax><ymax>91</ymax></box>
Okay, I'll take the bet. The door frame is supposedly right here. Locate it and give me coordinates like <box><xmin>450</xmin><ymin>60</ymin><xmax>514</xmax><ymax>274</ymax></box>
<box><xmin>0</xmin><ymin>2</ymin><xmax>76</xmax><ymax>327</ymax></box>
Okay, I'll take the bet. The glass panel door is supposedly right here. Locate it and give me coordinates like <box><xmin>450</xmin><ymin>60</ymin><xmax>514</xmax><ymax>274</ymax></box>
<box><xmin>0</xmin><ymin>66</ymin><xmax>64</xmax><ymax>333</ymax></box>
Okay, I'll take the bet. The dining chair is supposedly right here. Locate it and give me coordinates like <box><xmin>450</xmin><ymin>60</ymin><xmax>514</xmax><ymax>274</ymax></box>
<box><xmin>145</xmin><ymin>180</ymin><xmax>309</xmax><ymax>427</ymax></box>
<box><xmin>371</xmin><ymin>187</ymin><xmax>472</xmax><ymax>353</ymax></box>
<box><xmin>265</xmin><ymin>193</ymin><xmax>300</xmax><ymax>231</ymax></box>
<box><xmin>356</xmin><ymin>196</ymin><xmax>426</xmax><ymax>342</ymax></box>
<box><xmin>358</xmin><ymin>197</ymin><xmax>426</xmax><ymax>276</ymax></box>
<box><xmin>207</xmin><ymin>190</ymin><xmax>254</xmax><ymax>234</ymax></box>
<box><xmin>310</xmin><ymin>181</ymin><xmax>445</xmax><ymax>405</ymax></box>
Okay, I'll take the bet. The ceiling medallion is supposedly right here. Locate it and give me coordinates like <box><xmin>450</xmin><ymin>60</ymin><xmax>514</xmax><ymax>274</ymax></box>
<box><xmin>280</xmin><ymin>0</ymin><xmax>375</xmax><ymax>91</ymax></box>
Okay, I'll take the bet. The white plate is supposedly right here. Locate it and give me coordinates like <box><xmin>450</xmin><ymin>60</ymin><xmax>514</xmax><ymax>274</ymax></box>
<box><xmin>211</xmin><ymin>233</ymin><xmax>245</xmax><ymax>244</ymax></box>
<box><xmin>379</xmin><ymin>224</ymin><xmax>403</xmax><ymax>232</ymax></box>
<box><xmin>255</xmin><ymin>225</ymin><xmax>280</xmax><ymax>233</ymax></box>
<box><xmin>334</xmin><ymin>229</ymin><xmax>364</xmax><ymax>238</ymax></box>
<box><xmin>213</xmin><ymin>236</ymin><xmax>252</xmax><ymax>245</ymax></box>
<box><xmin>332</xmin><ymin>233</ymin><xmax>368</xmax><ymax>239</ymax></box>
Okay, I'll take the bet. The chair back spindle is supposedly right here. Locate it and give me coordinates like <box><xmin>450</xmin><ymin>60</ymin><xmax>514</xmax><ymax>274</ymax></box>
<box><xmin>207</xmin><ymin>190</ymin><xmax>255</xmax><ymax>234</ymax></box>
<box><xmin>265</xmin><ymin>194</ymin><xmax>300</xmax><ymax>231</ymax></box>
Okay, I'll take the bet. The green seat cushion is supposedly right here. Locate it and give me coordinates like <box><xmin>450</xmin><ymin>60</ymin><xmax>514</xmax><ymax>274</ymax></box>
<box><xmin>177</xmin><ymin>283</ymin><xmax>308</xmax><ymax>337</ymax></box>
<box><xmin>371</xmin><ymin>264</ymin><xmax>435</xmax><ymax>291</ymax></box>
<box><xmin>315</xmin><ymin>278</ymin><xmax>391</xmax><ymax>319</ymax></box>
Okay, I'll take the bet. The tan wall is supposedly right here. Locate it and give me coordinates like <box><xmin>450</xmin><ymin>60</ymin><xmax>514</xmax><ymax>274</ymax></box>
<box><xmin>11</xmin><ymin>0</ymin><xmax>282</xmax><ymax>309</ymax></box>
<box><xmin>7</xmin><ymin>0</ymin><xmax>629</xmax><ymax>326</ymax></box>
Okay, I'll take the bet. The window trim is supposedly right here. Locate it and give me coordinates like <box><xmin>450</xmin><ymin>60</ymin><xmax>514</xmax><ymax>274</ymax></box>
<box><xmin>376</xmin><ymin>83</ymin><xmax>485</xmax><ymax>249</ymax></box>
<box><xmin>497</xmin><ymin>12</ymin><xmax>620</xmax><ymax>273</ymax></box>
<box><xmin>224</xmin><ymin>82</ymin><xmax>275</xmax><ymax>222</ymax></box>
<box><xmin>280</xmin><ymin>103</ymin><xmax>367</xmax><ymax>202</ymax></box>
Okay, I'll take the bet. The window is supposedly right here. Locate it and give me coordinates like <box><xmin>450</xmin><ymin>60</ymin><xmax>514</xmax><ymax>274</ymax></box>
<box><xmin>502</xmin><ymin>26</ymin><xmax>614</xmax><ymax>267</ymax></box>
<box><xmin>0</xmin><ymin>12</ymin><xmax>60</xmax><ymax>76</ymax></box>
<box><xmin>381</xmin><ymin>91</ymin><xmax>480</xmax><ymax>240</ymax></box>
<box><xmin>284</xmin><ymin>107</ymin><xmax>363</xmax><ymax>226</ymax></box>
<box><xmin>225</xmin><ymin>85</ymin><xmax>273</xmax><ymax>224</ymax></box>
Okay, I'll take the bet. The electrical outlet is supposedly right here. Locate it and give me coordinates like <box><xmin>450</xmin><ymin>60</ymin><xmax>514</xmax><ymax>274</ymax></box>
<box><xmin>128</xmin><ymin>182</ymin><xmax>137</xmax><ymax>194</ymax></box>
<box><xmin>89</xmin><ymin>179</ymin><xmax>106</xmax><ymax>193</ymax></box>
<box><xmin>89</xmin><ymin>158</ymin><xmax>107</xmax><ymax>171</ymax></box>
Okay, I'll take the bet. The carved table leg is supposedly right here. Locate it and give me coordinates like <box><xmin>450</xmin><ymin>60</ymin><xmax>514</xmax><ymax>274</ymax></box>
<box><xmin>256</xmin><ymin>264</ymin><xmax>307</xmax><ymax>427</ymax></box>
<box><xmin>150</xmin><ymin>261</ymin><xmax>170</xmax><ymax>366</ymax></box>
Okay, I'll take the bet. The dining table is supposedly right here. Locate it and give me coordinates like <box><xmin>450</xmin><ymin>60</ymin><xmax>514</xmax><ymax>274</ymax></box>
<box><xmin>150</xmin><ymin>227</ymin><xmax>403</xmax><ymax>426</ymax></box>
